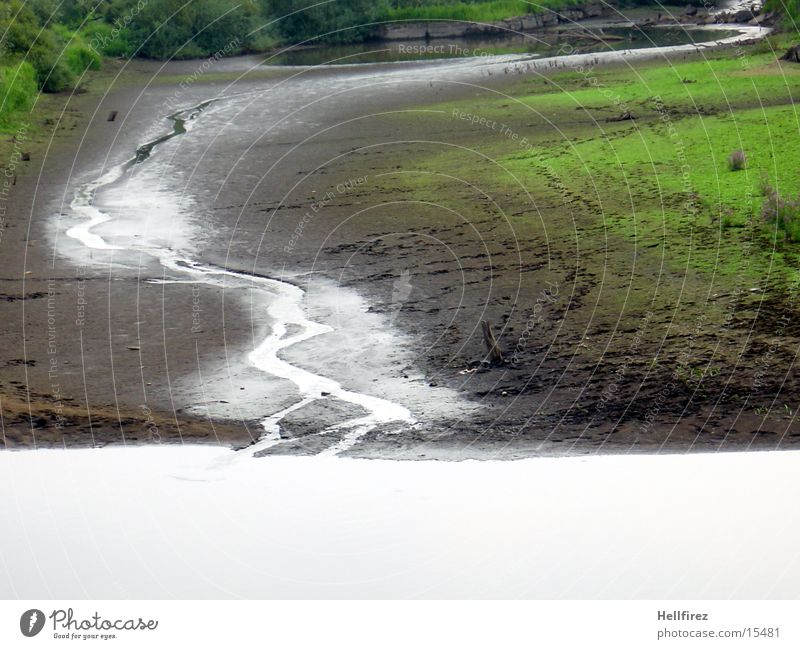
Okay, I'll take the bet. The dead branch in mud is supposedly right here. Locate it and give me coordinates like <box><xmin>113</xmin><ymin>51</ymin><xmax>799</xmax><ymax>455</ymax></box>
<box><xmin>481</xmin><ymin>321</ymin><xmax>504</xmax><ymax>365</ymax></box>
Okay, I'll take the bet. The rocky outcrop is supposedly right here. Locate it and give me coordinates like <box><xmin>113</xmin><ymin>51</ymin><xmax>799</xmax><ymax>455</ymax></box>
<box><xmin>710</xmin><ymin>5</ymin><xmax>777</xmax><ymax>25</ymax></box>
<box><xmin>377</xmin><ymin>1</ymin><xmax>773</xmax><ymax>41</ymax></box>
<box><xmin>379</xmin><ymin>3</ymin><xmax>615</xmax><ymax>41</ymax></box>
<box><xmin>380</xmin><ymin>23</ymin><xmax>428</xmax><ymax>40</ymax></box>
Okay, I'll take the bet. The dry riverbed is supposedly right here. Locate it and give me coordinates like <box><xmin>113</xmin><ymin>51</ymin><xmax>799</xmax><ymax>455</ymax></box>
<box><xmin>1</xmin><ymin>22</ymin><xmax>796</xmax><ymax>458</ymax></box>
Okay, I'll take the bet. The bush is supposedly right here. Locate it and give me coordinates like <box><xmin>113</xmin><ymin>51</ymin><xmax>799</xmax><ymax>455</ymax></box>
<box><xmin>720</xmin><ymin>206</ymin><xmax>738</xmax><ymax>228</ymax></box>
<box><xmin>246</xmin><ymin>32</ymin><xmax>279</xmax><ymax>53</ymax></box>
<box><xmin>268</xmin><ymin>0</ymin><xmax>389</xmax><ymax>44</ymax></box>
<box><xmin>762</xmin><ymin>189</ymin><xmax>800</xmax><ymax>242</ymax></box>
<box><xmin>27</xmin><ymin>43</ymin><xmax>76</xmax><ymax>92</ymax></box>
<box><xmin>64</xmin><ymin>38</ymin><xmax>102</xmax><ymax>74</ymax></box>
<box><xmin>758</xmin><ymin>171</ymin><xmax>773</xmax><ymax>197</ymax></box>
<box><xmin>81</xmin><ymin>22</ymin><xmax>135</xmax><ymax>58</ymax></box>
<box><xmin>727</xmin><ymin>149</ymin><xmax>746</xmax><ymax>171</ymax></box>
<box><xmin>0</xmin><ymin>1</ymin><xmax>97</xmax><ymax>92</ymax></box>
<box><xmin>125</xmin><ymin>0</ymin><xmax>259</xmax><ymax>60</ymax></box>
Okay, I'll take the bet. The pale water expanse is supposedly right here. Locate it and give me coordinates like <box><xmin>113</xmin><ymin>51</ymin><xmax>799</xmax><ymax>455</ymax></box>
<box><xmin>264</xmin><ymin>26</ymin><xmax>741</xmax><ymax>66</ymax></box>
<box><xmin>2</xmin><ymin>447</ymin><xmax>798</xmax><ymax>598</ymax></box>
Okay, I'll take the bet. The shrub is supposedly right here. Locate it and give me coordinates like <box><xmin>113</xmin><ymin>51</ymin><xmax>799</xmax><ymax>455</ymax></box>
<box><xmin>721</xmin><ymin>206</ymin><xmax>736</xmax><ymax>228</ymax></box>
<box><xmin>758</xmin><ymin>171</ymin><xmax>773</xmax><ymax>197</ymax></box>
<box><xmin>27</xmin><ymin>43</ymin><xmax>75</xmax><ymax>92</ymax></box>
<box><xmin>761</xmin><ymin>189</ymin><xmax>800</xmax><ymax>242</ymax></box>
<box><xmin>64</xmin><ymin>39</ymin><xmax>102</xmax><ymax>74</ymax></box>
<box><xmin>246</xmin><ymin>32</ymin><xmax>279</xmax><ymax>54</ymax></box>
<box><xmin>268</xmin><ymin>0</ymin><xmax>388</xmax><ymax>44</ymax></box>
<box><xmin>127</xmin><ymin>0</ymin><xmax>259</xmax><ymax>60</ymax></box>
<box><xmin>727</xmin><ymin>149</ymin><xmax>746</xmax><ymax>171</ymax></box>
<box><xmin>81</xmin><ymin>22</ymin><xmax>135</xmax><ymax>58</ymax></box>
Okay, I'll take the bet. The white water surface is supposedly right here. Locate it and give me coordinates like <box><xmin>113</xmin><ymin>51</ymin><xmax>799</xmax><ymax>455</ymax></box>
<box><xmin>1</xmin><ymin>446</ymin><xmax>798</xmax><ymax>598</ymax></box>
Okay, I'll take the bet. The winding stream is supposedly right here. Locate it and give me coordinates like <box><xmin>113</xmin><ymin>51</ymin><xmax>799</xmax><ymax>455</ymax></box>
<box><xmin>66</xmin><ymin>102</ymin><xmax>413</xmax><ymax>457</ymax></box>
<box><xmin>64</xmin><ymin>20</ymin><xmax>769</xmax><ymax>456</ymax></box>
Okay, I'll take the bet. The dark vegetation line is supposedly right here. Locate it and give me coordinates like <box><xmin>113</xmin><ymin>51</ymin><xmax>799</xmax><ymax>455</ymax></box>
<box><xmin>0</xmin><ymin>0</ymin><xmax>797</xmax><ymax>129</ymax></box>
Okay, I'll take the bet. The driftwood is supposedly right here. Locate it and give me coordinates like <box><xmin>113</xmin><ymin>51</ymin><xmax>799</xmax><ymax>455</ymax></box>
<box><xmin>481</xmin><ymin>321</ymin><xmax>504</xmax><ymax>365</ymax></box>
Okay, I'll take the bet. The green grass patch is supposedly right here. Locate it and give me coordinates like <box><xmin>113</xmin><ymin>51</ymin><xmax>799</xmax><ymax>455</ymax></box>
<box><xmin>483</xmin><ymin>54</ymin><xmax>800</xmax><ymax>120</ymax></box>
<box><xmin>0</xmin><ymin>62</ymin><xmax>38</xmax><ymax>132</ymax></box>
<box><xmin>513</xmin><ymin>57</ymin><xmax>800</xmax><ymax>284</ymax></box>
<box><xmin>402</xmin><ymin>48</ymin><xmax>800</xmax><ymax>292</ymax></box>
<box><xmin>382</xmin><ymin>0</ymin><xmax>572</xmax><ymax>22</ymax></box>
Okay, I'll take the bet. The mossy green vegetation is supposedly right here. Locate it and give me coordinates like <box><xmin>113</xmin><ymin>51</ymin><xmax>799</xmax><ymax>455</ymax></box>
<box><xmin>409</xmin><ymin>45</ymin><xmax>800</xmax><ymax>294</ymax></box>
<box><xmin>383</xmin><ymin>0</ymin><xmax>572</xmax><ymax>22</ymax></box>
<box><xmin>0</xmin><ymin>62</ymin><xmax>38</xmax><ymax>132</ymax></box>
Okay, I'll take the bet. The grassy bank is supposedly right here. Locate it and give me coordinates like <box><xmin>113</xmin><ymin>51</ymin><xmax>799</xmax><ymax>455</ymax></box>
<box><xmin>403</xmin><ymin>40</ymin><xmax>800</xmax><ymax>291</ymax></box>
<box><xmin>0</xmin><ymin>62</ymin><xmax>38</xmax><ymax>133</ymax></box>
<box><xmin>508</xmin><ymin>53</ymin><xmax>800</xmax><ymax>284</ymax></box>
<box><xmin>366</xmin><ymin>38</ymin><xmax>800</xmax><ymax>429</ymax></box>
<box><xmin>382</xmin><ymin>0</ymin><xmax>578</xmax><ymax>22</ymax></box>
<box><xmin>0</xmin><ymin>32</ymin><xmax>99</xmax><ymax>133</ymax></box>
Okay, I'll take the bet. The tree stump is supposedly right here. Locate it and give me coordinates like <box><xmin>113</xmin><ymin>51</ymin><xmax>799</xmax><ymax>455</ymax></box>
<box><xmin>481</xmin><ymin>321</ymin><xmax>504</xmax><ymax>365</ymax></box>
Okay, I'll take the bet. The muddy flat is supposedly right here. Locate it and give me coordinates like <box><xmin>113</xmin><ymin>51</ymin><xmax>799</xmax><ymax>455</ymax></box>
<box><xmin>2</xmin><ymin>28</ymin><xmax>798</xmax><ymax>459</ymax></box>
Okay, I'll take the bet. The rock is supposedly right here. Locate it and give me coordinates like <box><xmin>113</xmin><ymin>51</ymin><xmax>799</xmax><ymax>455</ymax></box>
<box><xmin>500</xmin><ymin>17</ymin><xmax>523</xmax><ymax>32</ymax></box>
<box><xmin>465</xmin><ymin>21</ymin><xmax>502</xmax><ymax>36</ymax></box>
<box><xmin>585</xmin><ymin>4</ymin><xmax>604</xmax><ymax>18</ymax></box>
<box><xmin>733</xmin><ymin>8</ymin><xmax>756</xmax><ymax>22</ymax></box>
<box><xmin>380</xmin><ymin>24</ymin><xmax>427</xmax><ymax>40</ymax></box>
<box><xmin>540</xmin><ymin>12</ymin><xmax>558</xmax><ymax>26</ymax></box>
<box><xmin>427</xmin><ymin>21</ymin><xmax>469</xmax><ymax>38</ymax></box>
<box><xmin>520</xmin><ymin>14</ymin><xmax>544</xmax><ymax>30</ymax></box>
<box><xmin>558</xmin><ymin>9</ymin><xmax>585</xmax><ymax>22</ymax></box>
<box><xmin>684</xmin><ymin>4</ymin><xmax>698</xmax><ymax>16</ymax></box>
<box><xmin>780</xmin><ymin>44</ymin><xmax>800</xmax><ymax>63</ymax></box>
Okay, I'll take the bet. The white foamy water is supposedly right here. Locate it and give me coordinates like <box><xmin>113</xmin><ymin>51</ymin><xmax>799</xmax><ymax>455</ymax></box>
<box><xmin>66</xmin><ymin>164</ymin><xmax>126</xmax><ymax>250</ymax></box>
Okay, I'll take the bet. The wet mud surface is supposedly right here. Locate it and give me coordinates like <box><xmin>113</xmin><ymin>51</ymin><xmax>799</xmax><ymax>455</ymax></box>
<box><xmin>2</xmin><ymin>33</ymin><xmax>798</xmax><ymax>458</ymax></box>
